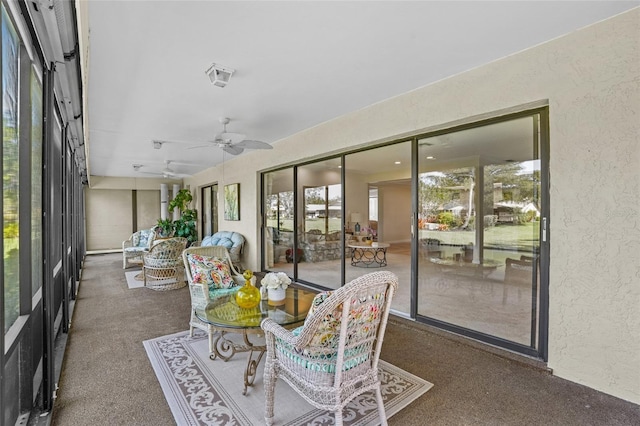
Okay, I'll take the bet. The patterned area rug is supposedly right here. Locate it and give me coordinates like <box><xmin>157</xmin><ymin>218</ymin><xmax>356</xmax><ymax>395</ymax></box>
<box><xmin>125</xmin><ymin>270</ymin><xmax>184</xmax><ymax>290</ymax></box>
<box><xmin>124</xmin><ymin>270</ymin><xmax>144</xmax><ymax>288</ymax></box>
<box><xmin>143</xmin><ymin>330</ymin><xmax>433</xmax><ymax>425</ymax></box>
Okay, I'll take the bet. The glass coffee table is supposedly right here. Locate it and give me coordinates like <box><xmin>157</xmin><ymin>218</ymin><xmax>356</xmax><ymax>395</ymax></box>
<box><xmin>194</xmin><ymin>285</ymin><xmax>315</xmax><ymax>395</ymax></box>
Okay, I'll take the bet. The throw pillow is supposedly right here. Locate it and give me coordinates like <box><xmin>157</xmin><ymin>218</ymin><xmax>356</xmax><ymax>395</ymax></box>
<box><xmin>303</xmin><ymin>291</ymin><xmax>342</xmax><ymax>349</ymax></box>
<box><xmin>303</xmin><ymin>290</ymin><xmax>383</xmax><ymax>350</ymax></box>
<box><xmin>187</xmin><ymin>254</ymin><xmax>235</xmax><ymax>289</ymax></box>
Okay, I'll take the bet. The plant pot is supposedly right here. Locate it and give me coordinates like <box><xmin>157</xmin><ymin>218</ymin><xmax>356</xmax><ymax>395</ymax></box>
<box><xmin>267</xmin><ymin>287</ymin><xmax>286</xmax><ymax>306</ymax></box>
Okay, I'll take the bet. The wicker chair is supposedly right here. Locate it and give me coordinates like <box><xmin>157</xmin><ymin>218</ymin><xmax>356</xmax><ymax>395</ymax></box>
<box><xmin>122</xmin><ymin>228</ymin><xmax>156</xmax><ymax>269</ymax></box>
<box><xmin>182</xmin><ymin>245</ymin><xmax>244</xmax><ymax>353</ymax></box>
<box><xmin>142</xmin><ymin>237</ymin><xmax>188</xmax><ymax>290</ymax></box>
<box><xmin>261</xmin><ymin>271</ymin><xmax>398</xmax><ymax>426</ymax></box>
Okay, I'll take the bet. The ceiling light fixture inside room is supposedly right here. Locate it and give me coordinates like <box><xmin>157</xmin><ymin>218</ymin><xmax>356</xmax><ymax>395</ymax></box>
<box><xmin>205</xmin><ymin>63</ymin><xmax>235</xmax><ymax>88</ymax></box>
<box><xmin>152</xmin><ymin>140</ymin><xmax>163</xmax><ymax>149</ymax></box>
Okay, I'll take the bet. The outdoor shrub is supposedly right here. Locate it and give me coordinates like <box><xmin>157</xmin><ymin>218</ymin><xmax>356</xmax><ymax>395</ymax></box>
<box><xmin>437</xmin><ymin>211</ymin><xmax>457</xmax><ymax>227</ymax></box>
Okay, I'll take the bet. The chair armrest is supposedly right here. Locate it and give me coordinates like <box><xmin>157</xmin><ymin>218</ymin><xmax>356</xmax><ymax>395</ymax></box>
<box><xmin>261</xmin><ymin>318</ymin><xmax>299</xmax><ymax>346</ymax></box>
<box><xmin>123</xmin><ymin>240</ymin><xmax>133</xmax><ymax>250</ymax></box>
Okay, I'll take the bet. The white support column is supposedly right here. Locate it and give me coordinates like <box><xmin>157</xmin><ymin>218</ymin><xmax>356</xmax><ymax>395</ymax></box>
<box><xmin>160</xmin><ymin>184</ymin><xmax>169</xmax><ymax>220</ymax></box>
<box><xmin>173</xmin><ymin>184</ymin><xmax>181</xmax><ymax>220</ymax></box>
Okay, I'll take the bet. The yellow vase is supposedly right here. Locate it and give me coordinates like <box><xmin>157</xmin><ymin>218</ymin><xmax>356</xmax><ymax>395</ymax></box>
<box><xmin>235</xmin><ymin>278</ymin><xmax>261</xmax><ymax>309</ymax></box>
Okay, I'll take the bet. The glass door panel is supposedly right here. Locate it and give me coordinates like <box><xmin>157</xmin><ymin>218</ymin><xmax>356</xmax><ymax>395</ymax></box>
<box><xmin>417</xmin><ymin>115</ymin><xmax>541</xmax><ymax>347</ymax></box>
<box><xmin>296</xmin><ymin>159</ymin><xmax>342</xmax><ymax>288</ymax></box>
<box><xmin>345</xmin><ymin>142</ymin><xmax>412</xmax><ymax>315</ymax></box>
<box><xmin>200</xmin><ymin>184</ymin><xmax>218</xmax><ymax>238</ymax></box>
<box><xmin>263</xmin><ymin>168</ymin><xmax>294</xmax><ymax>274</ymax></box>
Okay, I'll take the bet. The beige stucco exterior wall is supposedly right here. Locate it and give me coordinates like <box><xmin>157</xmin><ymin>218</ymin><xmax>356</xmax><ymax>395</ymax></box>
<box><xmin>183</xmin><ymin>9</ymin><xmax>640</xmax><ymax>403</ymax></box>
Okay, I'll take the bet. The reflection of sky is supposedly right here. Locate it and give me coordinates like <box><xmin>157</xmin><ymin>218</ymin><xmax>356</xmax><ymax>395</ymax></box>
<box><xmin>422</xmin><ymin>159</ymin><xmax>540</xmax><ymax>179</ymax></box>
<box><xmin>517</xmin><ymin>160</ymin><xmax>540</xmax><ymax>175</ymax></box>
<box><xmin>328</xmin><ymin>184</ymin><xmax>341</xmax><ymax>200</ymax></box>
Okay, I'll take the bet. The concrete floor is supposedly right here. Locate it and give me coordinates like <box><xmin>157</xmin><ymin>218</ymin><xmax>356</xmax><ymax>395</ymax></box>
<box><xmin>50</xmin><ymin>253</ymin><xmax>639</xmax><ymax>425</ymax></box>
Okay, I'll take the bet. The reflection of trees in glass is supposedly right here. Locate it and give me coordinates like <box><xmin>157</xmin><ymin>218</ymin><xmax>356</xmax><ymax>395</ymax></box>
<box><xmin>266</xmin><ymin>191</ymin><xmax>295</xmax><ymax>231</ymax></box>
<box><xmin>486</xmin><ymin>163</ymin><xmax>538</xmax><ymax>204</ymax></box>
<box><xmin>419</xmin><ymin>168</ymin><xmax>473</xmax><ymax>222</ymax></box>
<box><xmin>3</xmin><ymin>6</ymin><xmax>21</xmax><ymax>332</ymax></box>
<box><xmin>420</xmin><ymin>162</ymin><xmax>539</xmax><ymax>230</ymax></box>
<box><xmin>305</xmin><ymin>187</ymin><xmax>325</xmax><ymax>204</ymax></box>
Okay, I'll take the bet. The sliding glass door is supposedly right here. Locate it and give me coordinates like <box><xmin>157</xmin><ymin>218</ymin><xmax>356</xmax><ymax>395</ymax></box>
<box><xmin>345</xmin><ymin>142</ymin><xmax>412</xmax><ymax>315</ymax></box>
<box><xmin>296</xmin><ymin>159</ymin><xmax>342</xmax><ymax>288</ymax></box>
<box><xmin>260</xmin><ymin>109</ymin><xmax>547</xmax><ymax>356</ymax></box>
<box><xmin>417</xmin><ymin>114</ymin><xmax>542</xmax><ymax>349</ymax></box>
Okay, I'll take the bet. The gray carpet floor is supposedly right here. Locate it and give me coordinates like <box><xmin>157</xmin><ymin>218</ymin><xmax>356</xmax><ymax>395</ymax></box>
<box><xmin>51</xmin><ymin>253</ymin><xmax>640</xmax><ymax>425</ymax></box>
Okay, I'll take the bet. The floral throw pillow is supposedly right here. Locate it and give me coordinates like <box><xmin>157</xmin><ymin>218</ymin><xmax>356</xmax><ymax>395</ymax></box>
<box><xmin>186</xmin><ymin>254</ymin><xmax>235</xmax><ymax>289</ymax></box>
<box><xmin>303</xmin><ymin>290</ymin><xmax>384</xmax><ymax>351</ymax></box>
<box><xmin>303</xmin><ymin>291</ymin><xmax>343</xmax><ymax>349</ymax></box>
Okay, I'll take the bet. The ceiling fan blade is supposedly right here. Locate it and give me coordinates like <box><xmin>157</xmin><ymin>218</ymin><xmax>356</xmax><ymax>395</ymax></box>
<box><xmin>187</xmin><ymin>144</ymin><xmax>213</xmax><ymax>150</ymax></box>
<box><xmin>235</xmin><ymin>140</ymin><xmax>272</xmax><ymax>150</ymax></box>
<box><xmin>223</xmin><ymin>145</ymin><xmax>244</xmax><ymax>155</ymax></box>
<box><xmin>217</xmin><ymin>132</ymin><xmax>246</xmax><ymax>144</ymax></box>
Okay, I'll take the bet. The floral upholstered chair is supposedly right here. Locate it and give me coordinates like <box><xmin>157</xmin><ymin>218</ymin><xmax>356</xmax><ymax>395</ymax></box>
<box><xmin>261</xmin><ymin>271</ymin><xmax>398</xmax><ymax>426</ymax></box>
<box><xmin>142</xmin><ymin>237</ymin><xmax>188</xmax><ymax>290</ymax></box>
<box><xmin>122</xmin><ymin>227</ymin><xmax>156</xmax><ymax>269</ymax></box>
<box><xmin>182</xmin><ymin>245</ymin><xmax>244</xmax><ymax>354</ymax></box>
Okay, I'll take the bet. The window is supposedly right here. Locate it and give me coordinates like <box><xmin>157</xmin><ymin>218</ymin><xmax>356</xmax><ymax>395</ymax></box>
<box><xmin>3</xmin><ymin>5</ymin><xmax>21</xmax><ymax>332</ymax></box>
<box><xmin>31</xmin><ymin>68</ymin><xmax>42</xmax><ymax>297</ymax></box>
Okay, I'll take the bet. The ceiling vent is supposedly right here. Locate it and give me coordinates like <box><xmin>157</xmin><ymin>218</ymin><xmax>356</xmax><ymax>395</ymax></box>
<box><xmin>205</xmin><ymin>63</ymin><xmax>235</xmax><ymax>88</ymax></box>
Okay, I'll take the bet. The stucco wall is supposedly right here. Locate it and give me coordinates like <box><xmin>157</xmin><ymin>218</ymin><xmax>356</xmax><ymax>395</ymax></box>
<box><xmin>177</xmin><ymin>9</ymin><xmax>639</xmax><ymax>403</ymax></box>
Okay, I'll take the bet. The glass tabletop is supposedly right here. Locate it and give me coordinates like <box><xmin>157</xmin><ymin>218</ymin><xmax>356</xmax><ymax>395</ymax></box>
<box><xmin>195</xmin><ymin>285</ymin><xmax>316</xmax><ymax>329</ymax></box>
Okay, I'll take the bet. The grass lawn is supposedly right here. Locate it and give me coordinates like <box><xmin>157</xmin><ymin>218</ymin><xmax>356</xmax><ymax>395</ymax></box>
<box><xmin>420</xmin><ymin>222</ymin><xmax>540</xmax><ymax>250</ymax></box>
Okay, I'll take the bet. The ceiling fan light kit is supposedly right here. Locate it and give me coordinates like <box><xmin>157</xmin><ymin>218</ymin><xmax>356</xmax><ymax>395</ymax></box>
<box><xmin>205</xmin><ymin>63</ymin><xmax>235</xmax><ymax>88</ymax></box>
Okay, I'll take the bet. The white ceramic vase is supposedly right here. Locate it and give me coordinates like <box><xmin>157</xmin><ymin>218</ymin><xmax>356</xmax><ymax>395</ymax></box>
<box><xmin>267</xmin><ymin>287</ymin><xmax>286</xmax><ymax>305</ymax></box>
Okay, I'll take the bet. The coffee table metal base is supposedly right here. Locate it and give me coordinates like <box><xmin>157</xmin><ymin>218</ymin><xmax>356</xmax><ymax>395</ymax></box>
<box><xmin>210</xmin><ymin>328</ymin><xmax>265</xmax><ymax>395</ymax></box>
<box><xmin>350</xmin><ymin>246</ymin><xmax>389</xmax><ymax>267</ymax></box>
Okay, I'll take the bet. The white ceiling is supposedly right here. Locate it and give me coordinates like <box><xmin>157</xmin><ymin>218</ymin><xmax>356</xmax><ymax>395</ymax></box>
<box><xmin>83</xmin><ymin>1</ymin><xmax>638</xmax><ymax>179</ymax></box>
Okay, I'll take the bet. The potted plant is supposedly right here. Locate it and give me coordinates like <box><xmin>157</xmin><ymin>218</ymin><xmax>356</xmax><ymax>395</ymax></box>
<box><xmin>260</xmin><ymin>272</ymin><xmax>291</xmax><ymax>305</ymax></box>
<box><xmin>155</xmin><ymin>218</ymin><xmax>175</xmax><ymax>238</ymax></box>
<box><xmin>168</xmin><ymin>189</ymin><xmax>198</xmax><ymax>245</ymax></box>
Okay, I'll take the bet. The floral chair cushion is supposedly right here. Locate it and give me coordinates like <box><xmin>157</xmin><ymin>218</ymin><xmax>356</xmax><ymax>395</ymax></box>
<box><xmin>275</xmin><ymin>289</ymin><xmax>383</xmax><ymax>372</ymax></box>
<box><xmin>186</xmin><ymin>253</ymin><xmax>235</xmax><ymax>290</ymax></box>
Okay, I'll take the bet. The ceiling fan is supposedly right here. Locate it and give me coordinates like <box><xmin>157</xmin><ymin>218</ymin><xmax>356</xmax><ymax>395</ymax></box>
<box><xmin>133</xmin><ymin>160</ymin><xmax>189</xmax><ymax>179</ymax></box>
<box><xmin>189</xmin><ymin>117</ymin><xmax>273</xmax><ymax>155</ymax></box>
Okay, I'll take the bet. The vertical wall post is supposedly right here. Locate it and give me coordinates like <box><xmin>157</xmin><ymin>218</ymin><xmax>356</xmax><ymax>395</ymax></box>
<box><xmin>160</xmin><ymin>184</ymin><xmax>168</xmax><ymax>219</ymax></box>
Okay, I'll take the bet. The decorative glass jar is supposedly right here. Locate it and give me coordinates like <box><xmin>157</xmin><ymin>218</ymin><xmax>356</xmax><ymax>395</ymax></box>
<box><xmin>235</xmin><ymin>271</ymin><xmax>261</xmax><ymax>309</ymax></box>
